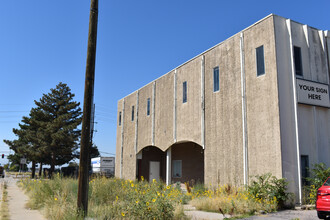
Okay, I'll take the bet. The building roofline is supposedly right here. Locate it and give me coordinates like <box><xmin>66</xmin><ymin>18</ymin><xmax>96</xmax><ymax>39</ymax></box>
<box><xmin>119</xmin><ymin>13</ymin><xmax>327</xmax><ymax>101</ymax></box>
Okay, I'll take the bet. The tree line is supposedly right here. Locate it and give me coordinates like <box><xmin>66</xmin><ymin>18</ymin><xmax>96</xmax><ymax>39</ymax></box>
<box><xmin>3</xmin><ymin>82</ymin><xmax>98</xmax><ymax>178</ymax></box>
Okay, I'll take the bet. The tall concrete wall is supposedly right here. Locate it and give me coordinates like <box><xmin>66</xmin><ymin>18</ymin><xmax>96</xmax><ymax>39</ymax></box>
<box><xmin>273</xmin><ymin>15</ymin><xmax>300</xmax><ymax>199</ymax></box>
<box><xmin>274</xmin><ymin>15</ymin><xmax>330</xmax><ymax>203</ymax></box>
<box><xmin>243</xmin><ymin>16</ymin><xmax>282</xmax><ymax>179</ymax></box>
<box><xmin>204</xmin><ymin>34</ymin><xmax>244</xmax><ymax>186</ymax></box>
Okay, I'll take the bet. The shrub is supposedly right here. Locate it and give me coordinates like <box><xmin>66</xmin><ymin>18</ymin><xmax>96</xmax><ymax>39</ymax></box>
<box><xmin>248</xmin><ymin>173</ymin><xmax>293</xmax><ymax>209</ymax></box>
<box><xmin>190</xmin><ymin>184</ymin><xmax>277</xmax><ymax>216</ymax></box>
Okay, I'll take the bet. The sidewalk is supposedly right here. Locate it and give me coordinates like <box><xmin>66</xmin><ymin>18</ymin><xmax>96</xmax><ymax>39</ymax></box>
<box><xmin>6</xmin><ymin>177</ymin><xmax>46</xmax><ymax>220</ymax></box>
<box><xmin>184</xmin><ymin>204</ymin><xmax>230</xmax><ymax>220</ymax></box>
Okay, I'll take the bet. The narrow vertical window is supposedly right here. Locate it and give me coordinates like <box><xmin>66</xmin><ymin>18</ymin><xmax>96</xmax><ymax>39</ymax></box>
<box><xmin>147</xmin><ymin>98</ymin><xmax>150</xmax><ymax>116</ymax></box>
<box><xmin>131</xmin><ymin>106</ymin><xmax>134</xmax><ymax>121</ymax></box>
<box><xmin>213</xmin><ymin>66</ymin><xmax>220</xmax><ymax>92</ymax></box>
<box><xmin>183</xmin><ymin>81</ymin><xmax>187</xmax><ymax>103</ymax></box>
<box><xmin>294</xmin><ymin>46</ymin><xmax>303</xmax><ymax>76</ymax></box>
<box><xmin>256</xmin><ymin>45</ymin><xmax>265</xmax><ymax>76</ymax></box>
<box><xmin>301</xmin><ymin>155</ymin><xmax>309</xmax><ymax>186</ymax></box>
<box><xmin>119</xmin><ymin>111</ymin><xmax>122</xmax><ymax>126</ymax></box>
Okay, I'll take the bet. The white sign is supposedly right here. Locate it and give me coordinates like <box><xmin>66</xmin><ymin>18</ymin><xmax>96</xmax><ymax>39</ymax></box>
<box><xmin>20</xmin><ymin>158</ymin><xmax>27</xmax><ymax>164</ymax></box>
<box><xmin>296</xmin><ymin>79</ymin><xmax>330</xmax><ymax>108</ymax></box>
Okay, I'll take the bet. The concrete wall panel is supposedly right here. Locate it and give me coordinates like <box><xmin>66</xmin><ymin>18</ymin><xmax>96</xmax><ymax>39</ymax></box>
<box><xmin>137</xmin><ymin>83</ymin><xmax>153</xmax><ymax>151</ymax></box>
<box><xmin>154</xmin><ymin>72</ymin><xmax>174</xmax><ymax>151</ymax></box>
<box><xmin>244</xmin><ymin>16</ymin><xmax>282</xmax><ymax>179</ymax></box>
<box><xmin>273</xmin><ymin>15</ymin><xmax>299</xmax><ymax>197</ymax></box>
<box><xmin>121</xmin><ymin>92</ymin><xmax>137</xmax><ymax>180</ymax></box>
<box><xmin>204</xmin><ymin>34</ymin><xmax>244</xmax><ymax>186</ymax></box>
<box><xmin>176</xmin><ymin>57</ymin><xmax>202</xmax><ymax>145</ymax></box>
<box><xmin>115</xmin><ymin>99</ymin><xmax>124</xmax><ymax>177</ymax></box>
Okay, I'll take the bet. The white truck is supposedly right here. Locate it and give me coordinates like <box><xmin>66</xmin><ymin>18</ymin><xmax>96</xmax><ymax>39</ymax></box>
<box><xmin>91</xmin><ymin>157</ymin><xmax>115</xmax><ymax>177</ymax></box>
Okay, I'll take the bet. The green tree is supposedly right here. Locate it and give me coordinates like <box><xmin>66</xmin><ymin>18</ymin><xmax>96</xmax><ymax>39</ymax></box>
<box><xmin>34</xmin><ymin>82</ymin><xmax>82</xmax><ymax>176</ymax></box>
<box><xmin>4</xmin><ymin>107</ymin><xmax>49</xmax><ymax>178</ymax></box>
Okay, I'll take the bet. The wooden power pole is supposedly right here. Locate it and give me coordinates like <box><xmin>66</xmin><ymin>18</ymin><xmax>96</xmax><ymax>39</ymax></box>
<box><xmin>77</xmin><ymin>0</ymin><xmax>98</xmax><ymax>216</ymax></box>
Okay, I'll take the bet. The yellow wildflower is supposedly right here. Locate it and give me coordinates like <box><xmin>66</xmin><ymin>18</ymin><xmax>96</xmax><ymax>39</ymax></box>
<box><xmin>121</xmin><ymin>212</ymin><xmax>125</xmax><ymax>217</ymax></box>
<box><xmin>152</xmin><ymin>199</ymin><xmax>156</xmax><ymax>203</ymax></box>
<box><xmin>146</xmin><ymin>202</ymin><xmax>149</xmax><ymax>206</ymax></box>
<box><xmin>54</xmin><ymin>197</ymin><xmax>58</xmax><ymax>201</ymax></box>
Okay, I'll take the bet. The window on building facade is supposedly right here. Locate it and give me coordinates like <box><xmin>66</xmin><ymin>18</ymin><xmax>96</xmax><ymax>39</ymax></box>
<box><xmin>294</xmin><ymin>46</ymin><xmax>303</xmax><ymax>76</ymax></box>
<box><xmin>147</xmin><ymin>98</ymin><xmax>150</xmax><ymax>116</ymax></box>
<box><xmin>301</xmin><ymin>155</ymin><xmax>309</xmax><ymax>186</ymax></box>
<box><xmin>172</xmin><ymin>160</ymin><xmax>182</xmax><ymax>178</ymax></box>
<box><xmin>256</xmin><ymin>45</ymin><xmax>265</xmax><ymax>76</ymax></box>
<box><xmin>119</xmin><ymin>111</ymin><xmax>122</xmax><ymax>126</ymax></box>
<box><xmin>213</xmin><ymin>66</ymin><xmax>220</xmax><ymax>92</ymax></box>
<box><xmin>183</xmin><ymin>81</ymin><xmax>187</xmax><ymax>103</ymax></box>
<box><xmin>131</xmin><ymin>106</ymin><xmax>134</xmax><ymax>121</ymax></box>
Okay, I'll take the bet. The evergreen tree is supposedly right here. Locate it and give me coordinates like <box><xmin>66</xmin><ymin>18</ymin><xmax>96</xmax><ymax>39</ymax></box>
<box><xmin>34</xmin><ymin>82</ymin><xmax>82</xmax><ymax>175</ymax></box>
<box><xmin>4</xmin><ymin>107</ymin><xmax>48</xmax><ymax>178</ymax></box>
<box><xmin>4</xmin><ymin>82</ymin><xmax>82</xmax><ymax>177</ymax></box>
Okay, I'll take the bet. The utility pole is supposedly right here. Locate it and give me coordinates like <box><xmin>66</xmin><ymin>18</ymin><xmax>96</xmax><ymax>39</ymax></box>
<box><xmin>77</xmin><ymin>0</ymin><xmax>98</xmax><ymax>216</ymax></box>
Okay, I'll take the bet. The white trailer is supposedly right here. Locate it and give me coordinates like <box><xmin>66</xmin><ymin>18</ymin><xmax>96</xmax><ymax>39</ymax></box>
<box><xmin>91</xmin><ymin>157</ymin><xmax>115</xmax><ymax>176</ymax></box>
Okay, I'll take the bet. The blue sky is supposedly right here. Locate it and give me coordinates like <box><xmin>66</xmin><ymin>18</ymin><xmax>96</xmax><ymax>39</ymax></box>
<box><xmin>0</xmin><ymin>0</ymin><xmax>329</xmax><ymax>165</ymax></box>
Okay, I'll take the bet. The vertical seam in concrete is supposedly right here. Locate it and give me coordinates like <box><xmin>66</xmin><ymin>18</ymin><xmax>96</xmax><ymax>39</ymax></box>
<box><xmin>152</xmin><ymin>82</ymin><xmax>156</xmax><ymax>146</ymax></box>
<box><xmin>325</xmin><ymin>31</ymin><xmax>330</xmax><ymax>84</ymax></box>
<box><xmin>272</xmin><ymin>16</ymin><xmax>283</xmax><ymax>178</ymax></box>
<box><xmin>320</xmin><ymin>31</ymin><xmax>330</xmax><ymax>84</ymax></box>
<box><xmin>303</xmin><ymin>25</ymin><xmax>312</xmax><ymax>80</ymax></box>
<box><xmin>286</xmin><ymin>19</ymin><xmax>302</xmax><ymax>205</ymax></box>
<box><xmin>120</xmin><ymin>99</ymin><xmax>125</xmax><ymax>179</ymax></box>
<box><xmin>135</xmin><ymin>91</ymin><xmax>139</xmax><ymax>154</ymax></box>
<box><xmin>240</xmin><ymin>32</ymin><xmax>248</xmax><ymax>185</ymax></box>
<box><xmin>173</xmin><ymin>69</ymin><xmax>177</xmax><ymax>143</ymax></box>
<box><xmin>201</xmin><ymin>55</ymin><xmax>205</xmax><ymax>149</ymax></box>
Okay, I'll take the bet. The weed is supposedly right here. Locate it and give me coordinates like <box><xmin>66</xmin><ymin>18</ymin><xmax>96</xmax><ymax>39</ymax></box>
<box><xmin>0</xmin><ymin>181</ymin><xmax>10</xmax><ymax>220</ymax></box>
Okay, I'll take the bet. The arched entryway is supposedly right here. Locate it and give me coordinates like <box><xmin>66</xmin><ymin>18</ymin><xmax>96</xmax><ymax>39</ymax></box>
<box><xmin>136</xmin><ymin>142</ymin><xmax>204</xmax><ymax>184</ymax></box>
<box><xmin>169</xmin><ymin>141</ymin><xmax>204</xmax><ymax>184</ymax></box>
<box><xmin>136</xmin><ymin>146</ymin><xmax>166</xmax><ymax>182</ymax></box>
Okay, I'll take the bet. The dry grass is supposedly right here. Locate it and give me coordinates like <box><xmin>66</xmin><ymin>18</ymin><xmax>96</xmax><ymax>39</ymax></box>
<box><xmin>19</xmin><ymin>175</ymin><xmax>189</xmax><ymax>220</ymax></box>
<box><xmin>0</xmin><ymin>181</ymin><xmax>10</xmax><ymax>220</ymax></box>
<box><xmin>189</xmin><ymin>184</ymin><xmax>277</xmax><ymax>216</ymax></box>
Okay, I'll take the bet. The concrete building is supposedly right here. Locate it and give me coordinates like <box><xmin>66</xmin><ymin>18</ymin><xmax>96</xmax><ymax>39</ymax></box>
<box><xmin>115</xmin><ymin>14</ymin><xmax>330</xmax><ymax>204</ymax></box>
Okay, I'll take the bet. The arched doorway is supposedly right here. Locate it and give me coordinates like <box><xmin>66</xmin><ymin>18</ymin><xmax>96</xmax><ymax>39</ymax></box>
<box><xmin>136</xmin><ymin>146</ymin><xmax>166</xmax><ymax>182</ymax></box>
<box><xmin>170</xmin><ymin>142</ymin><xmax>204</xmax><ymax>184</ymax></box>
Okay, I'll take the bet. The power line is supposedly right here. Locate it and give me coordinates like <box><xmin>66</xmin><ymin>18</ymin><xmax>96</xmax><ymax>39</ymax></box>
<box><xmin>99</xmin><ymin>151</ymin><xmax>115</xmax><ymax>155</ymax></box>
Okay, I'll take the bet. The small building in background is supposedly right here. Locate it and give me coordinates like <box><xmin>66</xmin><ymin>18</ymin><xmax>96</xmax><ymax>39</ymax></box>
<box><xmin>91</xmin><ymin>157</ymin><xmax>115</xmax><ymax>177</ymax></box>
